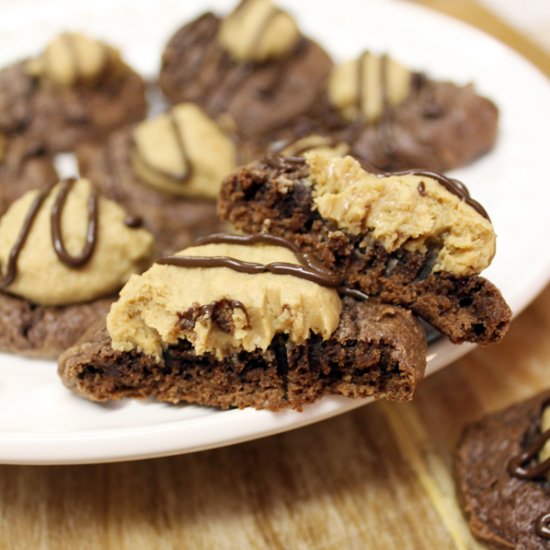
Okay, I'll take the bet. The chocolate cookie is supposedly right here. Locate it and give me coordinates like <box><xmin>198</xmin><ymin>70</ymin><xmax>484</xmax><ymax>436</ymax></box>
<box><xmin>58</xmin><ymin>235</ymin><xmax>426</xmax><ymax>410</ymax></box>
<box><xmin>0</xmin><ymin>134</ymin><xmax>57</xmax><ymax>214</ymax></box>
<box><xmin>0</xmin><ymin>178</ymin><xmax>154</xmax><ymax>358</ymax></box>
<box><xmin>264</xmin><ymin>54</ymin><xmax>498</xmax><ymax>172</ymax></box>
<box><xmin>218</xmin><ymin>154</ymin><xmax>511</xmax><ymax>344</ymax></box>
<box><xmin>0</xmin><ymin>33</ymin><xmax>146</xmax><ymax>153</ymax></box>
<box><xmin>159</xmin><ymin>3</ymin><xmax>333</xmax><ymax>138</ymax></box>
<box><xmin>455</xmin><ymin>391</ymin><xmax>550</xmax><ymax>549</ymax></box>
<box><xmin>78</xmin><ymin>102</ymin><xmax>237</xmax><ymax>256</ymax></box>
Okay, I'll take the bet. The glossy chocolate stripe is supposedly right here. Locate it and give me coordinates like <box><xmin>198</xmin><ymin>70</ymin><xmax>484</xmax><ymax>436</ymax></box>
<box><xmin>157</xmin><ymin>255</ymin><xmax>341</xmax><ymax>288</ymax></box>
<box><xmin>535</xmin><ymin>513</ymin><xmax>550</xmax><ymax>540</ymax></box>
<box><xmin>507</xmin><ymin>428</ymin><xmax>550</xmax><ymax>480</ymax></box>
<box><xmin>51</xmin><ymin>179</ymin><xmax>98</xmax><ymax>267</ymax></box>
<box><xmin>0</xmin><ymin>189</ymin><xmax>49</xmax><ymax>289</ymax></box>
<box><xmin>195</xmin><ymin>232</ymin><xmax>337</xmax><ymax>280</ymax></box>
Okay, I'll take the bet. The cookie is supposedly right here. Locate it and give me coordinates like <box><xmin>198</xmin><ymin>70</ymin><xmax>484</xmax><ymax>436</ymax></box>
<box><xmin>218</xmin><ymin>153</ymin><xmax>511</xmax><ymax>344</ymax></box>
<box><xmin>455</xmin><ymin>391</ymin><xmax>550</xmax><ymax>549</ymax></box>
<box><xmin>159</xmin><ymin>1</ymin><xmax>333</xmax><ymax>138</ymax></box>
<box><xmin>0</xmin><ymin>33</ymin><xmax>146</xmax><ymax>153</ymax></box>
<box><xmin>0</xmin><ymin>133</ymin><xmax>57</xmax><ymax>214</ymax></box>
<box><xmin>58</xmin><ymin>234</ymin><xmax>426</xmax><ymax>410</ymax></box>
<box><xmin>0</xmin><ymin>178</ymin><xmax>154</xmax><ymax>358</ymax></box>
<box><xmin>264</xmin><ymin>53</ymin><xmax>499</xmax><ymax>172</ymax></box>
<box><xmin>78</xmin><ymin>102</ymin><xmax>236</xmax><ymax>256</ymax></box>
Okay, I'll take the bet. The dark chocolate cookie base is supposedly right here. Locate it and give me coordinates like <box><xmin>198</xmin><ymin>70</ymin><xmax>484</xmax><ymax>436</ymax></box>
<box><xmin>0</xmin><ymin>136</ymin><xmax>57</xmax><ymax>214</ymax></box>
<box><xmin>0</xmin><ymin>61</ymin><xmax>147</xmax><ymax>153</ymax></box>
<box><xmin>455</xmin><ymin>391</ymin><xmax>550</xmax><ymax>549</ymax></box>
<box><xmin>58</xmin><ymin>297</ymin><xmax>426</xmax><ymax>410</ymax></box>
<box><xmin>218</xmin><ymin>156</ymin><xmax>511</xmax><ymax>344</ymax></box>
<box><xmin>77</xmin><ymin>129</ymin><xmax>225</xmax><ymax>257</ymax></box>
<box><xmin>0</xmin><ymin>292</ymin><xmax>113</xmax><ymax>359</ymax></box>
<box><xmin>159</xmin><ymin>12</ymin><xmax>333</xmax><ymax>138</ymax></box>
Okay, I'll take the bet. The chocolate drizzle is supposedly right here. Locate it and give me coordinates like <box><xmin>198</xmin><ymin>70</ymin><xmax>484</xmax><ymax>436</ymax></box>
<box><xmin>356</xmin><ymin>158</ymin><xmax>490</xmax><ymax>220</ymax></box>
<box><xmin>51</xmin><ymin>178</ymin><xmax>98</xmax><ymax>267</ymax></box>
<box><xmin>157</xmin><ymin>232</ymin><xmax>341</xmax><ymax>288</ymax></box>
<box><xmin>535</xmin><ymin>513</ymin><xmax>550</xmax><ymax>540</ymax></box>
<box><xmin>507</xmin><ymin>428</ymin><xmax>550</xmax><ymax>480</ymax></box>
<box><xmin>0</xmin><ymin>188</ymin><xmax>49</xmax><ymax>289</ymax></box>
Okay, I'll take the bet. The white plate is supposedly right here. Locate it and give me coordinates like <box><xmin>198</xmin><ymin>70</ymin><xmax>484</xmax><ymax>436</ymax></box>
<box><xmin>1</xmin><ymin>0</ymin><xmax>550</xmax><ymax>465</ymax></box>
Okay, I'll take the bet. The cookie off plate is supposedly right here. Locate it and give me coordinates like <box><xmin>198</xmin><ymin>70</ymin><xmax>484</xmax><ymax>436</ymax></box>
<box><xmin>0</xmin><ymin>0</ymin><xmax>550</xmax><ymax>464</ymax></box>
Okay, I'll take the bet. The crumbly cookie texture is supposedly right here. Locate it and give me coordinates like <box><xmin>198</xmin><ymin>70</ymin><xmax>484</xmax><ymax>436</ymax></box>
<box><xmin>306</xmin><ymin>152</ymin><xmax>496</xmax><ymax>276</ymax></box>
<box><xmin>218</xmin><ymin>0</ymin><xmax>300</xmax><ymax>63</ymax></box>
<box><xmin>328</xmin><ymin>52</ymin><xmax>412</xmax><ymax>122</ymax></box>
<box><xmin>131</xmin><ymin>103</ymin><xmax>236</xmax><ymax>199</ymax></box>
<box><xmin>540</xmin><ymin>406</ymin><xmax>550</xmax><ymax>466</ymax></box>
<box><xmin>26</xmin><ymin>32</ymin><xmax>122</xmax><ymax>87</ymax></box>
<box><xmin>0</xmin><ymin>179</ymin><xmax>154</xmax><ymax>306</ymax></box>
<box><xmin>279</xmin><ymin>134</ymin><xmax>349</xmax><ymax>158</ymax></box>
<box><xmin>107</xmin><ymin>242</ymin><xmax>342</xmax><ymax>360</ymax></box>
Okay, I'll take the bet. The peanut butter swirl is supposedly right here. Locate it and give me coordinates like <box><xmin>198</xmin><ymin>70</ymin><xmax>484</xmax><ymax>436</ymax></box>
<box><xmin>158</xmin><ymin>233</ymin><xmax>341</xmax><ymax>288</ymax></box>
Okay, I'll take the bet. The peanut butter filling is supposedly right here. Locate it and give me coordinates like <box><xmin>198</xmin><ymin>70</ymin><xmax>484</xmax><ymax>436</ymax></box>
<box><xmin>0</xmin><ymin>179</ymin><xmax>154</xmax><ymax>306</ymax></box>
<box><xmin>131</xmin><ymin>103</ymin><xmax>236</xmax><ymax>199</ymax></box>
<box><xmin>107</xmin><ymin>241</ymin><xmax>341</xmax><ymax>359</ymax></box>
<box><xmin>26</xmin><ymin>32</ymin><xmax>122</xmax><ymax>87</ymax></box>
<box><xmin>328</xmin><ymin>52</ymin><xmax>412</xmax><ymax>123</ymax></box>
<box><xmin>306</xmin><ymin>153</ymin><xmax>496</xmax><ymax>276</ymax></box>
<box><xmin>218</xmin><ymin>0</ymin><xmax>300</xmax><ymax>63</ymax></box>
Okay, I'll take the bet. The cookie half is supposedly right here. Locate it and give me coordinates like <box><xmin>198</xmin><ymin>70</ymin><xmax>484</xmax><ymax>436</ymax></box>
<box><xmin>58</xmin><ymin>237</ymin><xmax>426</xmax><ymax>410</ymax></box>
<box><xmin>218</xmin><ymin>154</ymin><xmax>511</xmax><ymax>344</ymax></box>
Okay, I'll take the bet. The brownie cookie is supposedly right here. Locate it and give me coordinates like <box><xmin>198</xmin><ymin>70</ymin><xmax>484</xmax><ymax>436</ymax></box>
<box><xmin>0</xmin><ymin>33</ymin><xmax>146</xmax><ymax>153</ymax></box>
<box><xmin>0</xmin><ymin>133</ymin><xmax>57</xmax><ymax>214</ymax></box>
<box><xmin>455</xmin><ymin>391</ymin><xmax>550</xmax><ymax>549</ymax></box>
<box><xmin>159</xmin><ymin>0</ymin><xmax>333</xmax><ymax>138</ymax></box>
<box><xmin>218</xmin><ymin>153</ymin><xmax>511</xmax><ymax>344</ymax></box>
<box><xmin>0</xmin><ymin>178</ymin><xmax>154</xmax><ymax>358</ymax></box>
<box><xmin>78</xmin><ymin>102</ymin><xmax>236</xmax><ymax>256</ymax></box>
<box><xmin>266</xmin><ymin>52</ymin><xmax>499</xmax><ymax>172</ymax></box>
<box><xmin>58</xmin><ymin>234</ymin><xmax>426</xmax><ymax>410</ymax></box>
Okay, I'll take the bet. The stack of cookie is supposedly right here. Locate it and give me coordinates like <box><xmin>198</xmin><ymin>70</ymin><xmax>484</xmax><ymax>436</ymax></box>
<box><xmin>0</xmin><ymin>0</ymin><xmax>510</xmax><ymax>412</ymax></box>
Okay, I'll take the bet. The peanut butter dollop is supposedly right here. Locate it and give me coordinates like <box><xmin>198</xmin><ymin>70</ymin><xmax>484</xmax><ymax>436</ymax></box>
<box><xmin>131</xmin><ymin>103</ymin><xmax>236</xmax><ymax>199</ymax></box>
<box><xmin>218</xmin><ymin>0</ymin><xmax>300</xmax><ymax>63</ymax></box>
<box><xmin>306</xmin><ymin>152</ymin><xmax>496</xmax><ymax>276</ymax></box>
<box><xmin>26</xmin><ymin>32</ymin><xmax>121</xmax><ymax>87</ymax></box>
<box><xmin>328</xmin><ymin>52</ymin><xmax>412</xmax><ymax>123</ymax></box>
<box><xmin>0</xmin><ymin>179</ymin><xmax>154</xmax><ymax>306</ymax></box>
<box><xmin>107</xmin><ymin>242</ymin><xmax>341</xmax><ymax>359</ymax></box>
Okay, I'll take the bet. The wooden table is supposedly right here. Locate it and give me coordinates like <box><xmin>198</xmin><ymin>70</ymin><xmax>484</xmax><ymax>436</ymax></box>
<box><xmin>2</xmin><ymin>3</ymin><xmax>550</xmax><ymax>548</ymax></box>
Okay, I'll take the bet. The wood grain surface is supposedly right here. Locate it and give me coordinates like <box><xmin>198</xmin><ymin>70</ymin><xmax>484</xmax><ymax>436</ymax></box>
<box><xmin>2</xmin><ymin>2</ymin><xmax>550</xmax><ymax>549</ymax></box>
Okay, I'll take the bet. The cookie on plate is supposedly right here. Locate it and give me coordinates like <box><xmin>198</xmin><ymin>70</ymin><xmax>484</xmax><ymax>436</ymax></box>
<box><xmin>0</xmin><ymin>178</ymin><xmax>154</xmax><ymax>358</ymax></box>
<box><xmin>0</xmin><ymin>133</ymin><xmax>57</xmax><ymax>213</ymax></box>
<box><xmin>219</xmin><ymin>153</ymin><xmax>511</xmax><ymax>344</ymax></box>
<box><xmin>159</xmin><ymin>0</ymin><xmax>333</xmax><ymax>138</ymax></box>
<box><xmin>58</xmin><ymin>234</ymin><xmax>426</xmax><ymax>410</ymax></box>
<box><xmin>455</xmin><ymin>391</ymin><xmax>550</xmax><ymax>549</ymax></box>
<box><xmin>78</xmin><ymin>102</ymin><xmax>237</xmax><ymax>256</ymax></box>
<box><xmin>0</xmin><ymin>32</ymin><xmax>147</xmax><ymax>152</ymax></box>
<box><xmin>265</xmin><ymin>51</ymin><xmax>499</xmax><ymax>172</ymax></box>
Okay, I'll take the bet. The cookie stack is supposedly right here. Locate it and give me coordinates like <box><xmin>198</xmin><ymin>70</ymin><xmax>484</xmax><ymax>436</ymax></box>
<box><xmin>0</xmin><ymin>0</ymin><xmax>510</xmax><ymax>411</ymax></box>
